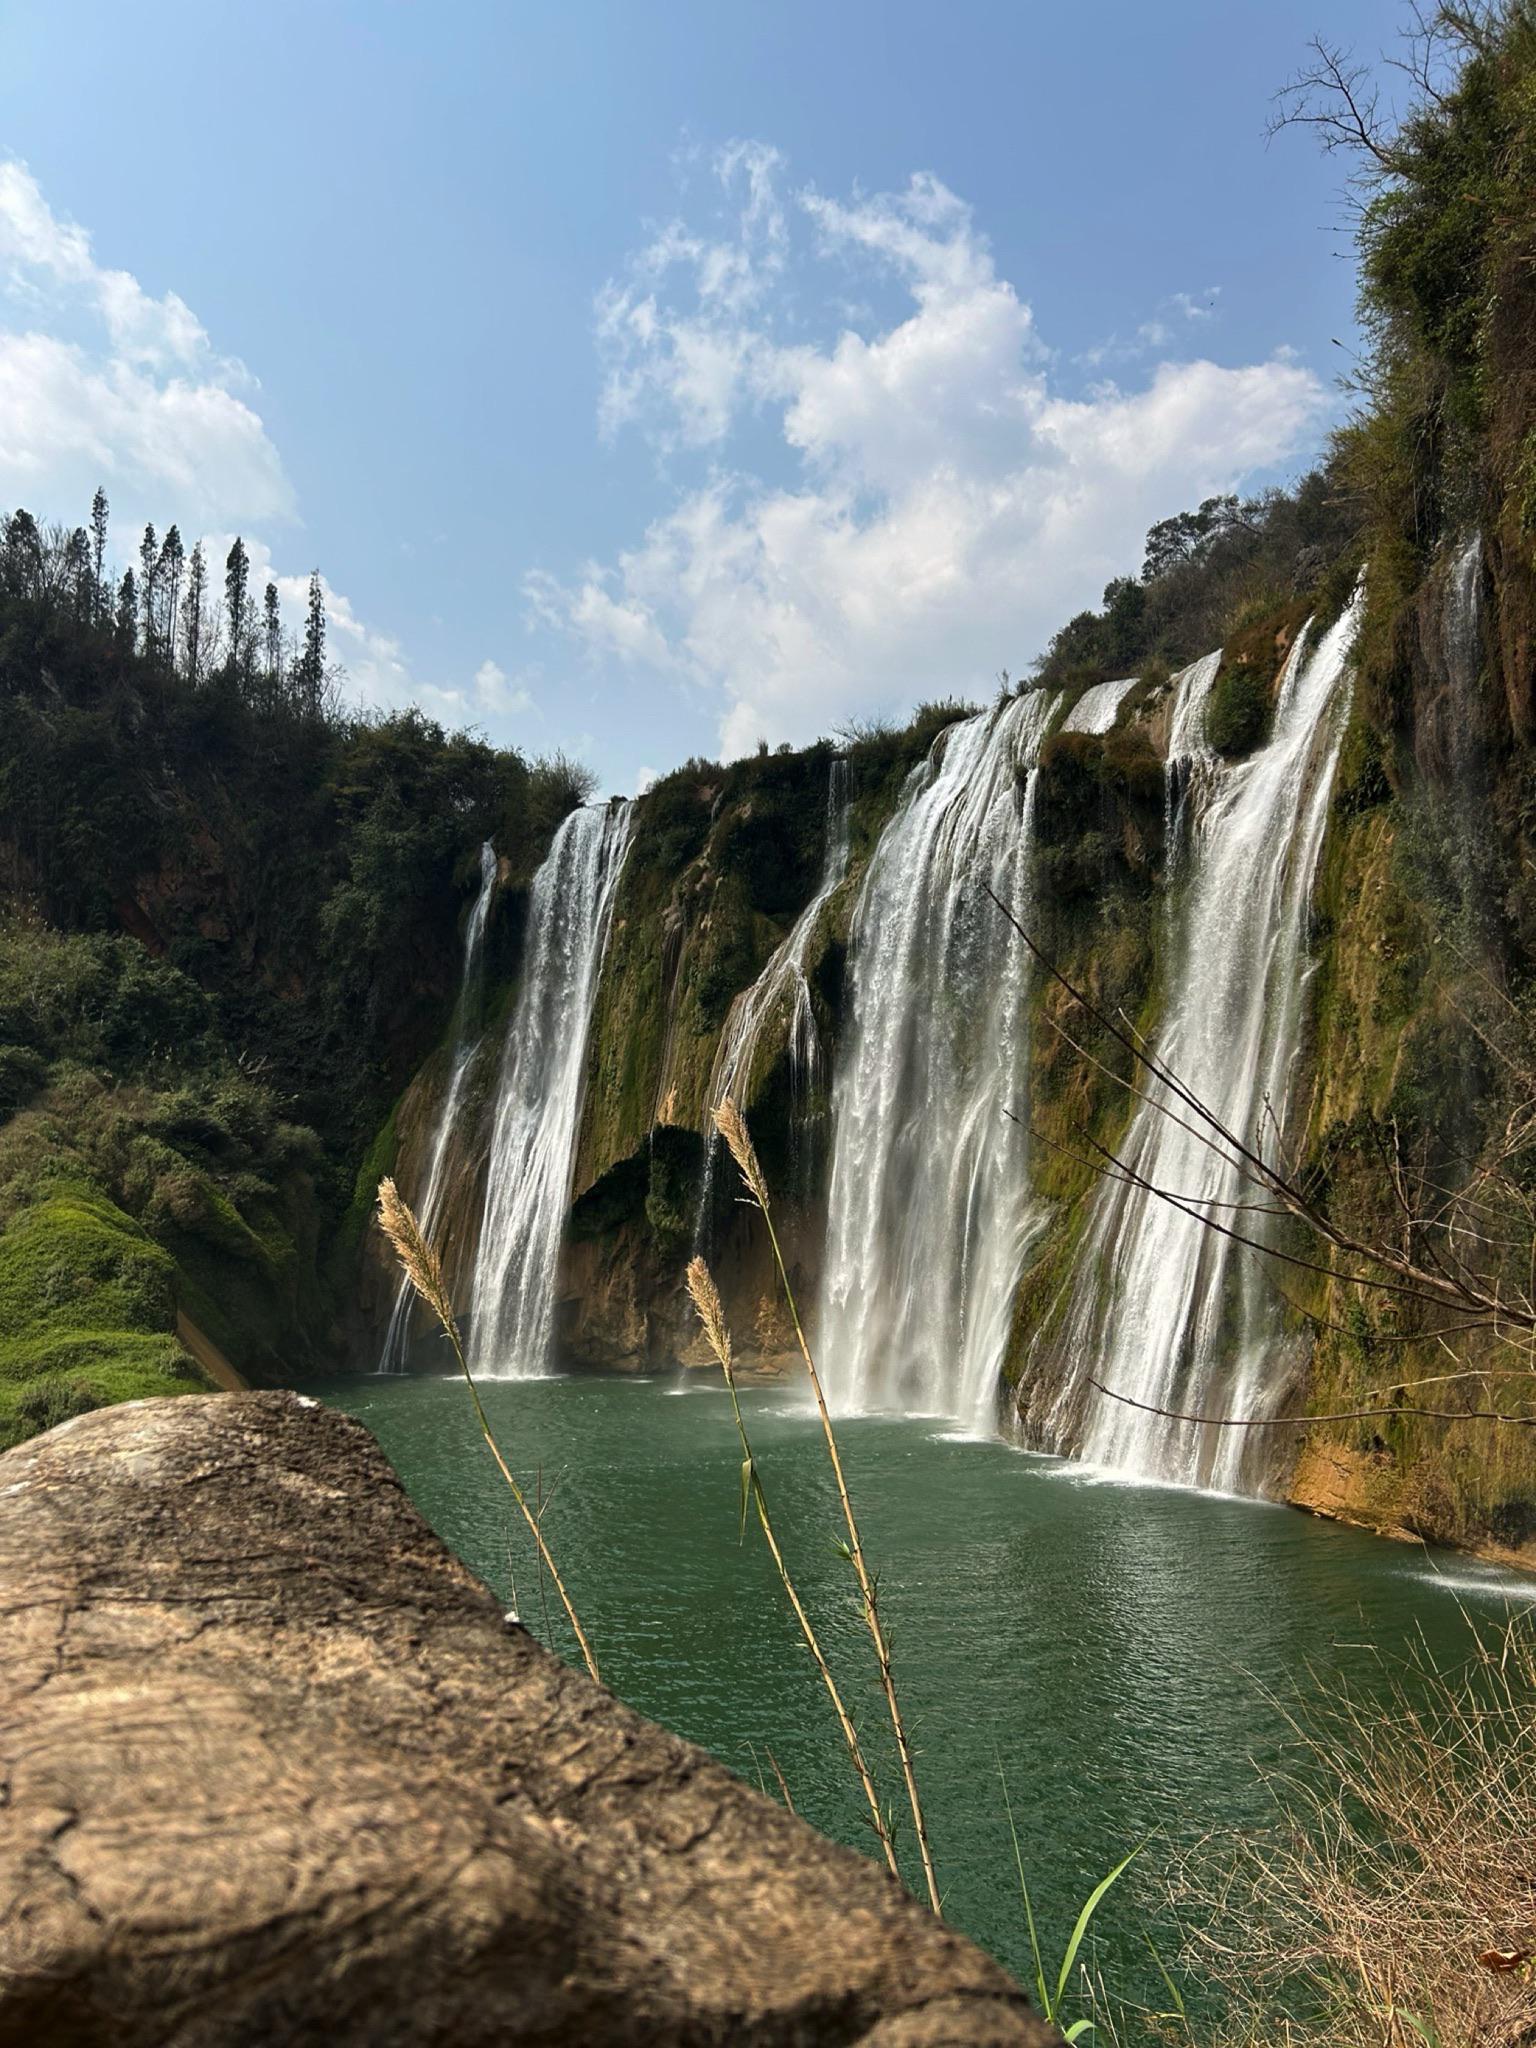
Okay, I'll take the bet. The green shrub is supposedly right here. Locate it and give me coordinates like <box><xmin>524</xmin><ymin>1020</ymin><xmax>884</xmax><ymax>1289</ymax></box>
<box><xmin>0</xmin><ymin>1045</ymin><xmax>45</xmax><ymax>1112</ymax></box>
<box><xmin>1204</xmin><ymin>661</ymin><xmax>1272</xmax><ymax>757</ymax></box>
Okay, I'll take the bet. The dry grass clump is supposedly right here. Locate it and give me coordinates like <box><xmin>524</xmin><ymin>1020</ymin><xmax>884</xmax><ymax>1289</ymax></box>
<box><xmin>1174</xmin><ymin>1614</ymin><xmax>1536</xmax><ymax>2048</ymax></box>
<box><xmin>376</xmin><ymin>1177</ymin><xmax>600</xmax><ymax>1685</ymax></box>
<box><xmin>710</xmin><ymin>1099</ymin><xmax>942</xmax><ymax>1916</ymax></box>
<box><xmin>685</xmin><ymin>1253</ymin><xmax>899</xmax><ymax>1877</ymax></box>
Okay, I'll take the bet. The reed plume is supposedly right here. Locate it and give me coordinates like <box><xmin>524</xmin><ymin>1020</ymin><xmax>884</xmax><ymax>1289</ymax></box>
<box><xmin>685</xmin><ymin>1254</ymin><xmax>898</xmax><ymax>1877</ymax></box>
<box><xmin>711</xmin><ymin>1102</ymin><xmax>942</xmax><ymax>1915</ymax></box>
<box><xmin>376</xmin><ymin>1177</ymin><xmax>600</xmax><ymax>1685</ymax></box>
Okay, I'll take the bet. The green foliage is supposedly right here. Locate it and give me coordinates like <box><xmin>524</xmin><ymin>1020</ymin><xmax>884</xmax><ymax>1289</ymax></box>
<box><xmin>638</xmin><ymin>760</ymin><xmax>719</xmax><ymax>873</ymax></box>
<box><xmin>1327</xmin><ymin>6</ymin><xmax>1536</xmax><ymax>564</ymax></box>
<box><xmin>0</xmin><ymin>1182</ymin><xmax>198</xmax><ymax>1447</ymax></box>
<box><xmin>336</xmin><ymin>1092</ymin><xmax>402</xmax><ymax>1268</ymax></box>
<box><xmin>713</xmin><ymin>795</ymin><xmax>817</xmax><ymax>918</ymax></box>
<box><xmin>0</xmin><ymin>503</ymin><xmax>575</xmax><ymax>1182</ymax></box>
<box><xmin>0</xmin><ymin>917</ymin><xmax>332</xmax><ymax>1436</ymax></box>
<box><xmin>1032</xmin><ymin>469</ymin><xmax>1359</xmax><ymax>693</ymax></box>
<box><xmin>643</xmin><ymin>1140</ymin><xmax>694</xmax><ymax>1259</ymax></box>
<box><xmin>999</xmin><ymin>1759</ymin><xmax>1140</xmax><ymax>2039</ymax></box>
<box><xmin>1032</xmin><ymin>724</ymin><xmax>1165</xmax><ymax>905</ymax></box>
<box><xmin>1204</xmin><ymin>663</ymin><xmax>1271</xmax><ymax>758</ymax></box>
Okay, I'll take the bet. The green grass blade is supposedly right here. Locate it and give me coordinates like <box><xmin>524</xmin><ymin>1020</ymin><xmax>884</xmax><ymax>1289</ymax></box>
<box><xmin>1053</xmin><ymin>1845</ymin><xmax>1141</xmax><ymax>2013</ymax></box>
<box><xmin>996</xmin><ymin>1759</ymin><xmax>1052</xmax><ymax>2016</ymax></box>
<box><xmin>1143</xmin><ymin>1932</ymin><xmax>1189</xmax><ymax>2028</ymax></box>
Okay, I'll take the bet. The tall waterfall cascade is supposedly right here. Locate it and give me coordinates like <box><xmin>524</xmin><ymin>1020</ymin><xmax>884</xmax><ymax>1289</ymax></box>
<box><xmin>468</xmin><ymin>802</ymin><xmax>635</xmax><ymax>1379</ymax></box>
<box><xmin>1046</xmin><ymin>592</ymin><xmax>1363</xmax><ymax>1490</ymax></box>
<box><xmin>377</xmin><ymin>840</ymin><xmax>497</xmax><ymax>1374</ymax></box>
<box><xmin>696</xmin><ymin>759</ymin><xmax>850</xmax><ymax>1241</ymax></box>
<box><xmin>818</xmin><ymin>690</ymin><xmax>1060</xmax><ymax>1427</ymax></box>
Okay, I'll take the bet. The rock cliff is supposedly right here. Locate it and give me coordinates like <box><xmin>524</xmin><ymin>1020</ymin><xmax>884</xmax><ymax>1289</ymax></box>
<box><xmin>0</xmin><ymin>1390</ymin><xmax>1048</xmax><ymax>2046</ymax></box>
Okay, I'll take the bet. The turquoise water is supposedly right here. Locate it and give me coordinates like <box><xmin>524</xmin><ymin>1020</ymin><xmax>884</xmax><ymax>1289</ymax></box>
<box><xmin>310</xmin><ymin>1370</ymin><xmax>1536</xmax><ymax>2024</ymax></box>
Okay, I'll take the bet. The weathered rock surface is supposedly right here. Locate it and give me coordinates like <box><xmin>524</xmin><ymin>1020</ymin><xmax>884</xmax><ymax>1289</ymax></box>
<box><xmin>0</xmin><ymin>1391</ymin><xmax>1050</xmax><ymax>2046</ymax></box>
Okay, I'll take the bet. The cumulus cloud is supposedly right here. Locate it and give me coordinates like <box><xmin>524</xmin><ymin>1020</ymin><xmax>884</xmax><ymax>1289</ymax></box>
<box><xmin>0</xmin><ymin>160</ymin><xmax>290</xmax><ymax>532</ymax></box>
<box><xmin>595</xmin><ymin>139</ymin><xmax>787</xmax><ymax>448</ymax></box>
<box><xmin>533</xmin><ymin>153</ymin><xmax>1329</xmax><ymax>757</ymax></box>
<box><xmin>0</xmin><ymin>161</ymin><xmax>517</xmax><ymax>742</ymax></box>
<box><xmin>472</xmin><ymin>659</ymin><xmax>535</xmax><ymax>717</ymax></box>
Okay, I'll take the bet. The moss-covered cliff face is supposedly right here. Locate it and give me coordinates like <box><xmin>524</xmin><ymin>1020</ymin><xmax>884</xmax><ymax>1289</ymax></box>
<box><xmin>561</xmin><ymin>711</ymin><xmax>975</xmax><ymax>1369</ymax></box>
<box><xmin>355</xmin><ymin>715</ymin><xmax>954</xmax><ymax>1377</ymax></box>
<box><xmin>1281</xmin><ymin>535</ymin><xmax>1536</xmax><ymax>1560</ymax></box>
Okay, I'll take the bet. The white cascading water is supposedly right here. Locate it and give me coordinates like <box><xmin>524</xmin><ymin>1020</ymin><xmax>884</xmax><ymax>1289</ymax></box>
<box><xmin>1049</xmin><ymin>591</ymin><xmax>1362</xmax><ymax>1490</ymax></box>
<box><xmin>468</xmin><ymin>801</ymin><xmax>635</xmax><ymax>1378</ymax></box>
<box><xmin>695</xmin><ymin>759</ymin><xmax>850</xmax><ymax>1240</ymax></box>
<box><xmin>1062</xmin><ymin>676</ymin><xmax>1137</xmax><ymax>735</ymax></box>
<box><xmin>377</xmin><ymin>840</ymin><xmax>497</xmax><ymax>1373</ymax></box>
<box><xmin>818</xmin><ymin>690</ymin><xmax>1059</xmax><ymax>1426</ymax></box>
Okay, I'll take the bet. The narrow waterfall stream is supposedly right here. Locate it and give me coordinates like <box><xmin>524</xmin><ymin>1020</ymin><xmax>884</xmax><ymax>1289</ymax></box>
<box><xmin>695</xmin><ymin>758</ymin><xmax>850</xmax><ymax>1246</ymax></box>
<box><xmin>468</xmin><ymin>801</ymin><xmax>634</xmax><ymax>1378</ymax></box>
<box><xmin>1048</xmin><ymin>593</ymin><xmax>1361</xmax><ymax>1490</ymax></box>
<box><xmin>818</xmin><ymin>691</ymin><xmax>1059</xmax><ymax>1426</ymax></box>
<box><xmin>377</xmin><ymin>840</ymin><xmax>497</xmax><ymax>1373</ymax></box>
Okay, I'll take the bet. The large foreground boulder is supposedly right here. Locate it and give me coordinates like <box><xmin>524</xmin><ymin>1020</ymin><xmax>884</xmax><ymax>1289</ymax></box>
<box><xmin>0</xmin><ymin>1391</ymin><xmax>1049</xmax><ymax>2045</ymax></box>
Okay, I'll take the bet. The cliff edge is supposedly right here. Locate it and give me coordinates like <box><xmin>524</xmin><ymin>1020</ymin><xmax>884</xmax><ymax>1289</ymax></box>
<box><xmin>0</xmin><ymin>1390</ymin><xmax>1047</xmax><ymax>2046</ymax></box>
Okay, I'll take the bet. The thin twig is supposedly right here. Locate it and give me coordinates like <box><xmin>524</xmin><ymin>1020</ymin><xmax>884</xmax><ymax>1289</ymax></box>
<box><xmin>1087</xmin><ymin>1376</ymin><xmax>1536</xmax><ymax>1430</ymax></box>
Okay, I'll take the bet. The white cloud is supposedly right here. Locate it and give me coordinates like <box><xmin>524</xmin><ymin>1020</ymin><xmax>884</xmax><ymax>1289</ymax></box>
<box><xmin>534</xmin><ymin>157</ymin><xmax>1329</xmax><ymax>757</ymax></box>
<box><xmin>0</xmin><ymin>161</ymin><xmax>286</xmax><ymax>533</ymax></box>
<box><xmin>473</xmin><ymin>658</ymin><xmax>535</xmax><ymax>716</ymax></box>
<box><xmin>0</xmin><ymin>161</ymin><xmax>527</xmax><ymax>746</ymax></box>
<box><xmin>595</xmin><ymin>140</ymin><xmax>788</xmax><ymax>449</ymax></box>
<box><xmin>0</xmin><ymin>331</ymin><xmax>291</xmax><ymax>533</ymax></box>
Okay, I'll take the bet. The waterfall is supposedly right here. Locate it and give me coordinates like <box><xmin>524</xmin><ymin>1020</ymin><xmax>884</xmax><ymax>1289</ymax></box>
<box><xmin>377</xmin><ymin>840</ymin><xmax>497</xmax><ymax>1374</ymax></box>
<box><xmin>818</xmin><ymin>690</ymin><xmax>1059</xmax><ymax>1426</ymax></box>
<box><xmin>1063</xmin><ymin>676</ymin><xmax>1137</xmax><ymax>735</ymax></box>
<box><xmin>1047</xmin><ymin>592</ymin><xmax>1361</xmax><ymax>1490</ymax></box>
<box><xmin>696</xmin><ymin>759</ymin><xmax>850</xmax><ymax>1240</ymax></box>
<box><xmin>1440</xmin><ymin>535</ymin><xmax>1489</xmax><ymax>925</ymax></box>
<box><xmin>468</xmin><ymin>801</ymin><xmax>635</xmax><ymax>1379</ymax></box>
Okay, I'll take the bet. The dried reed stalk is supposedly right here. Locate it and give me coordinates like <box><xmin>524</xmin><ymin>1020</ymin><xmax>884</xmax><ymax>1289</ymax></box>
<box><xmin>376</xmin><ymin>1177</ymin><xmax>600</xmax><ymax>1684</ymax></box>
<box><xmin>685</xmin><ymin>1255</ymin><xmax>898</xmax><ymax>1876</ymax></box>
<box><xmin>712</xmin><ymin>1101</ymin><xmax>942</xmax><ymax>1915</ymax></box>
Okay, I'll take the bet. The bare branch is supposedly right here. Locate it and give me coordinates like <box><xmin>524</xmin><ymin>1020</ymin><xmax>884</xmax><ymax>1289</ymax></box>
<box><xmin>1087</xmin><ymin>1376</ymin><xmax>1536</xmax><ymax>1431</ymax></box>
<box><xmin>1267</xmin><ymin>35</ymin><xmax>1400</xmax><ymax>171</ymax></box>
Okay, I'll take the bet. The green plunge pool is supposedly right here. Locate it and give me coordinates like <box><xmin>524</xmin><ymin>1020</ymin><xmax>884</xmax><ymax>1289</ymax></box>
<box><xmin>308</xmin><ymin>1370</ymin><xmax>1536</xmax><ymax>2024</ymax></box>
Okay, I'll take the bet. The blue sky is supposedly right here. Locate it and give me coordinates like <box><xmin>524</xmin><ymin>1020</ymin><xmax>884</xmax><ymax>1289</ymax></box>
<box><xmin>1</xmin><ymin>0</ymin><xmax>1400</xmax><ymax>792</ymax></box>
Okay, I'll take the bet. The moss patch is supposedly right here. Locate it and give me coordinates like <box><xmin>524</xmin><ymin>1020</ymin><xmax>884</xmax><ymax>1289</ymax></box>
<box><xmin>1204</xmin><ymin>597</ymin><xmax>1313</xmax><ymax>759</ymax></box>
<box><xmin>0</xmin><ymin>1183</ymin><xmax>203</xmax><ymax>1448</ymax></box>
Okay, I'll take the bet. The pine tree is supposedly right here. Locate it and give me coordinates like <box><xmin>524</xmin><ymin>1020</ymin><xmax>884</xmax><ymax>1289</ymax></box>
<box><xmin>263</xmin><ymin>580</ymin><xmax>282</xmax><ymax>689</ymax></box>
<box><xmin>139</xmin><ymin>524</ymin><xmax>159</xmax><ymax>656</ymax></box>
<box><xmin>296</xmin><ymin>569</ymin><xmax>326</xmax><ymax>712</ymax></box>
<box><xmin>116</xmin><ymin>568</ymin><xmax>137</xmax><ymax>650</ymax></box>
<box><xmin>224</xmin><ymin>537</ymin><xmax>250</xmax><ymax>677</ymax></box>
<box><xmin>157</xmin><ymin>526</ymin><xmax>185</xmax><ymax>663</ymax></box>
<box><xmin>3</xmin><ymin>511</ymin><xmax>43</xmax><ymax>601</ymax></box>
<box><xmin>90</xmin><ymin>488</ymin><xmax>108</xmax><ymax>620</ymax></box>
<box><xmin>184</xmin><ymin>541</ymin><xmax>206</xmax><ymax>684</ymax></box>
<box><xmin>65</xmin><ymin>527</ymin><xmax>90</xmax><ymax>618</ymax></box>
